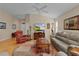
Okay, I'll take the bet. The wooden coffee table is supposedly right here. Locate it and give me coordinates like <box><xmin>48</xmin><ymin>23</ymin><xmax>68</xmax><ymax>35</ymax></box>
<box><xmin>36</xmin><ymin>43</ymin><xmax>50</xmax><ymax>54</ymax></box>
<box><xmin>68</xmin><ymin>47</ymin><xmax>79</xmax><ymax>56</ymax></box>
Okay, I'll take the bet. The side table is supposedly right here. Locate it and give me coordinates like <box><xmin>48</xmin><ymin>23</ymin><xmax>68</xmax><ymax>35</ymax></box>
<box><xmin>68</xmin><ymin>47</ymin><xmax>79</xmax><ymax>56</ymax></box>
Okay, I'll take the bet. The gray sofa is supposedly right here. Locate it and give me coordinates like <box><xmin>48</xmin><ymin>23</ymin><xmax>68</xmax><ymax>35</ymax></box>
<box><xmin>51</xmin><ymin>32</ymin><xmax>79</xmax><ymax>55</ymax></box>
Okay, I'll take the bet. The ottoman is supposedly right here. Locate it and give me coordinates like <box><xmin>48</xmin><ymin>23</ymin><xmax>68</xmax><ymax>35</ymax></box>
<box><xmin>13</xmin><ymin>40</ymin><xmax>36</xmax><ymax>56</ymax></box>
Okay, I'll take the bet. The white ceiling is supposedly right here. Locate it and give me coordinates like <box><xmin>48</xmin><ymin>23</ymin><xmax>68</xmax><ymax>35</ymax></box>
<box><xmin>0</xmin><ymin>3</ymin><xmax>78</xmax><ymax>19</ymax></box>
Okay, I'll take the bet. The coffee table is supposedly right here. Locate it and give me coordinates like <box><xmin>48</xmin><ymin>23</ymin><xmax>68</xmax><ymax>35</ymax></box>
<box><xmin>36</xmin><ymin>43</ymin><xmax>50</xmax><ymax>54</ymax></box>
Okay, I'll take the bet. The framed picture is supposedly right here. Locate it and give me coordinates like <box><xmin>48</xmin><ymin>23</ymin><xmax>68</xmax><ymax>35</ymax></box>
<box><xmin>64</xmin><ymin>15</ymin><xmax>79</xmax><ymax>30</ymax></box>
<box><xmin>0</xmin><ymin>22</ymin><xmax>6</xmax><ymax>29</ymax></box>
<box><xmin>12</xmin><ymin>24</ymin><xmax>16</xmax><ymax>29</ymax></box>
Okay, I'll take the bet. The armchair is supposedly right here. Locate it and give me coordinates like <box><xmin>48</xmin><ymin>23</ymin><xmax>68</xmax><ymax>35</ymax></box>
<box><xmin>15</xmin><ymin>30</ymin><xmax>30</xmax><ymax>44</ymax></box>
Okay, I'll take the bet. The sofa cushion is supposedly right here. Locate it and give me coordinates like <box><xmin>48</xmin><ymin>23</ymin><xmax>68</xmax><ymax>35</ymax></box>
<box><xmin>55</xmin><ymin>35</ymin><xmax>79</xmax><ymax>45</ymax></box>
<box><xmin>52</xmin><ymin>38</ymin><xmax>68</xmax><ymax>53</ymax></box>
<box><xmin>56</xmin><ymin>32</ymin><xmax>71</xmax><ymax>40</ymax></box>
<box><xmin>69</xmin><ymin>34</ymin><xmax>79</xmax><ymax>42</ymax></box>
<box><xmin>56</xmin><ymin>32</ymin><xmax>79</xmax><ymax>42</ymax></box>
<box><xmin>56</xmin><ymin>32</ymin><xmax>64</xmax><ymax>36</ymax></box>
<box><xmin>62</xmin><ymin>32</ymin><xmax>71</xmax><ymax>38</ymax></box>
<box><xmin>68</xmin><ymin>39</ymin><xmax>79</xmax><ymax>45</ymax></box>
<box><xmin>55</xmin><ymin>35</ymin><xmax>70</xmax><ymax>44</ymax></box>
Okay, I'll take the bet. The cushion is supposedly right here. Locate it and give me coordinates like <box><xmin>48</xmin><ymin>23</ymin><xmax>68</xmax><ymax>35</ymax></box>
<box><xmin>68</xmin><ymin>39</ymin><xmax>79</xmax><ymax>45</ymax></box>
<box><xmin>62</xmin><ymin>32</ymin><xmax>70</xmax><ymax>38</ymax></box>
<box><xmin>52</xmin><ymin>38</ymin><xmax>68</xmax><ymax>53</ymax></box>
<box><xmin>69</xmin><ymin>34</ymin><xmax>79</xmax><ymax>42</ymax></box>
<box><xmin>55</xmin><ymin>36</ymin><xmax>70</xmax><ymax>44</ymax></box>
<box><xmin>55</xmin><ymin>35</ymin><xmax>79</xmax><ymax>46</ymax></box>
<box><xmin>56</xmin><ymin>32</ymin><xmax>70</xmax><ymax>38</ymax></box>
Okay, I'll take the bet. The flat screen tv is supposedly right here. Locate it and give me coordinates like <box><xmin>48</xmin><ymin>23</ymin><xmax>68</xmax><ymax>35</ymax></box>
<box><xmin>34</xmin><ymin>23</ymin><xmax>46</xmax><ymax>31</ymax></box>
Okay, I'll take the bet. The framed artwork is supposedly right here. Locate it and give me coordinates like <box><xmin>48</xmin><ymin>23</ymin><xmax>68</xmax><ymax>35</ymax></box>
<box><xmin>12</xmin><ymin>24</ymin><xmax>16</xmax><ymax>29</ymax></box>
<box><xmin>64</xmin><ymin>15</ymin><xmax>79</xmax><ymax>30</ymax></box>
<box><xmin>0</xmin><ymin>22</ymin><xmax>6</xmax><ymax>29</ymax></box>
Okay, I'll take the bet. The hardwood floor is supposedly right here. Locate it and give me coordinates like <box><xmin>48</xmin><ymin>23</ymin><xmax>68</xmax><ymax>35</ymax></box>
<box><xmin>0</xmin><ymin>38</ymin><xmax>18</xmax><ymax>55</ymax></box>
<box><xmin>0</xmin><ymin>38</ymin><xmax>58</xmax><ymax>56</ymax></box>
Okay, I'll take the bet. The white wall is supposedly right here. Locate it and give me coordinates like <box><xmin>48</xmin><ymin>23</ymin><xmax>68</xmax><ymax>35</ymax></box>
<box><xmin>0</xmin><ymin>10</ymin><xmax>19</xmax><ymax>41</ymax></box>
<box><xmin>56</xmin><ymin>5</ymin><xmax>79</xmax><ymax>36</ymax></box>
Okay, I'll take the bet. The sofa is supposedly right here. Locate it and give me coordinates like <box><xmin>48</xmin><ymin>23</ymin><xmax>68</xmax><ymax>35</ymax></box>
<box><xmin>51</xmin><ymin>32</ymin><xmax>79</xmax><ymax>55</ymax></box>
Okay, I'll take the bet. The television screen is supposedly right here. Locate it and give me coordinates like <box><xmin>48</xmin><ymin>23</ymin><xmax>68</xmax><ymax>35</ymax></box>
<box><xmin>34</xmin><ymin>23</ymin><xmax>46</xmax><ymax>31</ymax></box>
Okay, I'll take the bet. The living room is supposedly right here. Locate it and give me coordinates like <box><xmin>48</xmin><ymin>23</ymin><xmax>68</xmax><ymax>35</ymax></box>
<box><xmin>0</xmin><ymin>3</ymin><xmax>79</xmax><ymax>56</ymax></box>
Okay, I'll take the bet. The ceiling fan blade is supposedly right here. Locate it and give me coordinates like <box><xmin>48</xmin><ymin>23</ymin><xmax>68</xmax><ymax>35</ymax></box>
<box><xmin>40</xmin><ymin>5</ymin><xmax>47</xmax><ymax>10</ymax></box>
<box><xmin>42</xmin><ymin>10</ymin><xmax>48</xmax><ymax>13</ymax></box>
<box><xmin>32</xmin><ymin>5</ymin><xmax>39</xmax><ymax>11</ymax></box>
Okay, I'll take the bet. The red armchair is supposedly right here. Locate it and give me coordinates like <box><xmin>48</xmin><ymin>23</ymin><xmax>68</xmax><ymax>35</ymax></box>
<box><xmin>15</xmin><ymin>30</ymin><xmax>30</xmax><ymax>44</ymax></box>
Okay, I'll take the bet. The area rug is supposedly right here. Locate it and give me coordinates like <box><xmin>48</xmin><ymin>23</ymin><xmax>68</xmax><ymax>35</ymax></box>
<box><xmin>13</xmin><ymin>40</ymin><xmax>57</xmax><ymax>56</ymax></box>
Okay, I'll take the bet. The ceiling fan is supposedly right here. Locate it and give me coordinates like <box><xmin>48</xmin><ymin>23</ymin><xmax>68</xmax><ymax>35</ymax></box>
<box><xmin>32</xmin><ymin>4</ymin><xmax>48</xmax><ymax>14</ymax></box>
<box><xmin>17</xmin><ymin>4</ymin><xmax>48</xmax><ymax>19</ymax></box>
